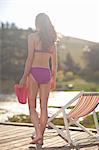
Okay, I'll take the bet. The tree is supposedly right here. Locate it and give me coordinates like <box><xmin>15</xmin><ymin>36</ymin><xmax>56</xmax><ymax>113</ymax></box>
<box><xmin>64</xmin><ymin>53</ymin><xmax>81</xmax><ymax>74</ymax></box>
<box><xmin>11</xmin><ymin>23</ymin><xmax>17</xmax><ymax>29</ymax></box>
<box><xmin>1</xmin><ymin>22</ymin><xmax>4</xmax><ymax>29</ymax></box>
<box><xmin>83</xmin><ymin>45</ymin><xmax>99</xmax><ymax>71</ymax></box>
<box><xmin>5</xmin><ymin>22</ymin><xmax>10</xmax><ymax>28</ymax></box>
<box><xmin>64</xmin><ymin>53</ymin><xmax>75</xmax><ymax>71</ymax></box>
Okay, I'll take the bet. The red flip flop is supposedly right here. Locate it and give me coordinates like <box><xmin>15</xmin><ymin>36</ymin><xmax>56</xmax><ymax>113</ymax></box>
<box><xmin>14</xmin><ymin>84</ymin><xmax>28</xmax><ymax>104</ymax></box>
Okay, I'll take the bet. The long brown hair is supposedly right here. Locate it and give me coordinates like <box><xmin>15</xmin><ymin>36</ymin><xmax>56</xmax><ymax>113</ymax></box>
<box><xmin>35</xmin><ymin>13</ymin><xmax>57</xmax><ymax>51</ymax></box>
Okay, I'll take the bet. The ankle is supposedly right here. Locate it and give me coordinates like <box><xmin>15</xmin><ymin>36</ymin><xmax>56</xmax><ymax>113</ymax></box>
<box><xmin>36</xmin><ymin>129</ymin><xmax>42</xmax><ymax>137</ymax></box>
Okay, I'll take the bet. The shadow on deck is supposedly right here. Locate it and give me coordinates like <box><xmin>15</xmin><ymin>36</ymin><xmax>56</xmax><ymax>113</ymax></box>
<box><xmin>0</xmin><ymin>122</ymin><xmax>99</xmax><ymax>150</ymax></box>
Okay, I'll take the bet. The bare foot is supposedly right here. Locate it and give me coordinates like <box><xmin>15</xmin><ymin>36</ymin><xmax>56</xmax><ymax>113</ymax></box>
<box><xmin>30</xmin><ymin>125</ymin><xmax>43</xmax><ymax>144</ymax></box>
<box><xmin>30</xmin><ymin>135</ymin><xmax>43</xmax><ymax>144</ymax></box>
<box><xmin>37</xmin><ymin>137</ymin><xmax>43</xmax><ymax>145</ymax></box>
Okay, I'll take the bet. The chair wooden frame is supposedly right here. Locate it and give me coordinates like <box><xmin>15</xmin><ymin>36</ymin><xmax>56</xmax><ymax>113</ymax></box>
<box><xmin>47</xmin><ymin>91</ymin><xmax>99</xmax><ymax>147</ymax></box>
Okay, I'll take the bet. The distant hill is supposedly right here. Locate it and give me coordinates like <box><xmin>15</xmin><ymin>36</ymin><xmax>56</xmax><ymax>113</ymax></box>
<box><xmin>57</xmin><ymin>33</ymin><xmax>99</xmax><ymax>67</ymax></box>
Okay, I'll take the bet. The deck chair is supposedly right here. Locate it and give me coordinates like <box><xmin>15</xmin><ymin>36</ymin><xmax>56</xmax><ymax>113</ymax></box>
<box><xmin>47</xmin><ymin>91</ymin><xmax>99</xmax><ymax>147</ymax></box>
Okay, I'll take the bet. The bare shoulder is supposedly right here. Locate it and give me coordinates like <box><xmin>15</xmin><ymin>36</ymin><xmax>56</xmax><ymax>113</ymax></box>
<box><xmin>28</xmin><ymin>31</ymin><xmax>38</xmax><ymax>40</ymax></box>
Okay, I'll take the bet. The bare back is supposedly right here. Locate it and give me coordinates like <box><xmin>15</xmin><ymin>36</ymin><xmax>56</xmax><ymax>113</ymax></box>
<box><xmin>30</xmin><ymin>32</ymin><xmax>53</xmax><ymax>68</ymax></box>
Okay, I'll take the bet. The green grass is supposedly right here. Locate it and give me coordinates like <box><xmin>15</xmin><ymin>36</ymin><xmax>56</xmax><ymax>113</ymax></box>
<box><xmin>58</xmin><ymin>77</ymin><xmax>99</xmax><ymax>91</ymax></box>
<box><xmin>7</xmin><ymin>114</ymin><xmax>31</xmax><ymax>123</ymax></box>
<box><xmin>7</xmin><ymin>112</ymin><xmax>99</xmax><ymax>129</ymax></box>
<box><xmin>80</xmin><ymin>112</ymin><xmax>99</xmax><ymax>128</ymax></box>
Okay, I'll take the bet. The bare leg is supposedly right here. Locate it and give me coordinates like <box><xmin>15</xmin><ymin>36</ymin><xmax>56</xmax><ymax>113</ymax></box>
<box><xmin>27</xmin><ymin>74</ymin><xmax>42</xmax><ymax>143</ymax></box>
<box><xmin>38</xmin><ymin>82</ymin><xmax>50</xmax><ymax>144</ymax></box>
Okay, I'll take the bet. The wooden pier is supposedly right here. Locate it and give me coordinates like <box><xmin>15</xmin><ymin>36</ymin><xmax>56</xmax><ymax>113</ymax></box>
<box><xmin>0</xmin><ymin>122</ymin><xmax>99</xmax><ymax>150</ymax></box>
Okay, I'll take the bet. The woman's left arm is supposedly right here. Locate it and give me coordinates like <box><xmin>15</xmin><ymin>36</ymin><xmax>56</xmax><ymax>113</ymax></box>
<box><xmin>19</xmin><ymin>34</ymin><xmax>35</xmax><ymax>85</ymax></box>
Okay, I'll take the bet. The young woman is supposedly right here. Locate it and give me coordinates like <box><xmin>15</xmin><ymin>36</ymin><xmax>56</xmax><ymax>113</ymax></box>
<box><xmin>19</xmin><ymin>13</ymin><xmax>57</xmax><ymax>146</ymax></box>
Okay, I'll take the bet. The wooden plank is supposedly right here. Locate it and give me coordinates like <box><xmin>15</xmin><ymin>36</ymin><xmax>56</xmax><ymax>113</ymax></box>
<box><xmin>0</xmin><ymin>129</ymin><xmax>33</xmax><ymax>140</ymax></box>
<box><xmin>0</xmin><ymin>122</ymin><xmax>97</xmax><ymax>132</ymax></box>
<box><xmin>0</xmin><ymin>136</ymin><xmax>30</xmax><ymax>148</ymax></box>
<box><xmin>0</xmin><ymin>122</ymin><xmax>33</xmax><ymax>127</ymax></box>
<box><xmin>0</xmin><ymin>126</ymin><xmax>33</xmax><ymax>135</ymax></box>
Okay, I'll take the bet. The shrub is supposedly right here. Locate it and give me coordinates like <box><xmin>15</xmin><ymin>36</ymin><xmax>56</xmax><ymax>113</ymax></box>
<box><xmin>64</xmin><ymin>71</ymin><xmax>75</xmax><ymax>81</ymax></box>
<box><xmin>56</xmin><ymin>71</ymin><xmax>65</xmax><ymax>82</ymax></box>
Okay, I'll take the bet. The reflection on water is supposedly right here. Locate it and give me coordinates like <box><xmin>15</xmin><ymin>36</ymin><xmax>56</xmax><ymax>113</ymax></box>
<box><xmin>0</xmin><ymin>91</ymin><xmax>98</xmax><ymax>122</ymax></box>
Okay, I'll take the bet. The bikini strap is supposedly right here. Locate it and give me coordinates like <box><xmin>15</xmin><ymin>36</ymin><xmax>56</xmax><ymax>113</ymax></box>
<box><xmin>34</xmin><ymin>49</ymin><xmax>53</xmax><ymax>53</ymax></box>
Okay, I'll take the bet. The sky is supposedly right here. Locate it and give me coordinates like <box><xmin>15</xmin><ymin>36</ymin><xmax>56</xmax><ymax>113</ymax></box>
<box><xmin>0</xmin><ymin>0</ymin><xmax>99</xmax><ymax>42</ymax></box>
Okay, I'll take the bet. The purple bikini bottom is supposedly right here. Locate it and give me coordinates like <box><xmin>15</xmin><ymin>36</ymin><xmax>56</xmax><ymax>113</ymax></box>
<box><xmin>30</xmin><ymin>67</ymin><xmax>51</xmax><ymax>84</ymax></box>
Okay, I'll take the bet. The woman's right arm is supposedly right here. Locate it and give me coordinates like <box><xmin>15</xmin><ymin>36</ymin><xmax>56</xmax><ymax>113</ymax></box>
<box><xmin>50</xmin><ymin>44</ymin><xmax>57</xmax><ymax>90</ymax></box>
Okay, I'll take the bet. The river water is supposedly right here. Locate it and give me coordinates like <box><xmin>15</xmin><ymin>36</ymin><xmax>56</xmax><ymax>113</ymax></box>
<box><xmin>0</xmin><ymin>91</ymin><xmax>98</xmax><ymax>122</ymax></box>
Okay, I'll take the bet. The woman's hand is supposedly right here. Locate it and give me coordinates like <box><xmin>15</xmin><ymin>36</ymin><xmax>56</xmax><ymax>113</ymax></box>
<box><xmin>19</xmin><ymin>76</ymin><xmax>27</xmax><ymax>86</ymax></box>
<box><xmin>50</xmin><ymin>77</ymin><xmax>56</xmax><ymax>90</ymax></box>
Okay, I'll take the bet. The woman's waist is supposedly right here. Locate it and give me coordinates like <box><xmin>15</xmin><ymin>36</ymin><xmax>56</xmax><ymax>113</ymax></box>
<box><xmin>32</xmin><ymin>59</ymin><xmax>49</xmax><ymax>66</ymax></box>
<box><xmin>31</xmin><ymin>64</ymin><xmax>50</xmax><ymax>69</ymax></box>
